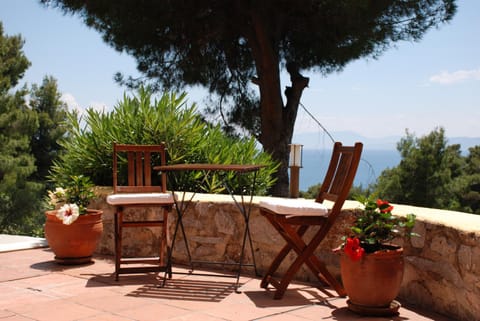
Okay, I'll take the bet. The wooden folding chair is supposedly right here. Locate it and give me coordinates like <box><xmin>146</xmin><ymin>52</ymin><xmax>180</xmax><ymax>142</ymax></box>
<box><xmin>106</xmin><ymin>143</ymin><xmax>174</xmax><ymax>281</ymax></box>
<box><xmin>259</xmin><ymin>142</ymin><xmax>363</xmax><ymax>299</ymax></box>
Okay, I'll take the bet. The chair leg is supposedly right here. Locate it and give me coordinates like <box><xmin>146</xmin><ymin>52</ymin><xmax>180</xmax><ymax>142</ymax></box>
<box><xmin>159</xmin><ymin>207</ymin><xmax>173</xmax><ymax>279</ymax></box>
<box><xmin>262</xmin><ymin>214</ymin><xmax>346</xmax><ymax>299</ymax></box>
<box><xmin>269</xmin><ymin>223</ymin><xmax>312</xmax><ymax>299</ymax></box>
<box><xmin>298</xmin><ymin>224</ymin><xmax>346</xmax><ymax>297</ymax></box>
<box><xmin>114</xmin><ymin>209</ymin><xmax>122</xmax><ymax>281</ymax></box>
<box><xmin>112</xmin><ymin>203</ymin><xmax>173</xmax><ymax>282</ymax></box>
<box><xmin>114</xmin><ymin>210</ymin><xmax>117</xmax><ymax>281</ymax></box>
<box><xmin>260</xmin><ymin>242</ymin><xmax>291</xmax><ymax>289</ymax></box>
<box><xmin>260</xmin><ymin>223</ymin><xmax>308</xmax><ymax>289</ymax></box>
<box><xmin>159</xmin><ymin>208</ymin><xmax>167</xmax><ymax>267</ymax></box>
<box><xmin>279</xmin><ymin>223</ymin><xmax>346</xmax><ymax>298</ymax></box>
<box><xmin>165</xmin><ymin>219</ymin><xmax>172</xmax><ymax>279</ymax></box>
<box><xmin>165</xmin><ymin>208</ymin><xmax>172</xmax><ymax>279</ymax></box>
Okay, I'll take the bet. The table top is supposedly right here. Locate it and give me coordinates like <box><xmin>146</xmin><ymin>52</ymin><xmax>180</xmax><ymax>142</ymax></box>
<box><xmin>154</xmin><ymin>163</ymin><xmax>265</xmax><ymax>173</ymax></box>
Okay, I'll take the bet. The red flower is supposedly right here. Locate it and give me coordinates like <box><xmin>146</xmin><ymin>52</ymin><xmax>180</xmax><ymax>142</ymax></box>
<box><xmin>376</xmin><ymin>199</ymin><xmax>394</xmax><ymax>213</ymax></box>
<box><xmin>344</xmin><ymin>237</ymin><xmax>365</xmax><ymax>261</ymax></box>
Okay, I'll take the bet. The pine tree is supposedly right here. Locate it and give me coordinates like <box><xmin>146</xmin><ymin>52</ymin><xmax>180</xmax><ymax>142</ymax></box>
<box><xmin>30</xmin><ymin>76</ymin><xmax>68</xmax><ymax>184</ymax></box>
<box><xmin>0</xmin><ymin>23</ymin><xmax>42</xmax><ymax>234</ymax></box>
<box><xmin>375</xmin><ymin>128</ymin><xmax>467</xmax><ymax>210</ymax></box>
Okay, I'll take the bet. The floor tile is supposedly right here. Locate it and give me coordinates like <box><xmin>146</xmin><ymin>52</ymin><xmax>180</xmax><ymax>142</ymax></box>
<box><xmin>9</xmin><ymin>299</ymin><xmax>100</xmax><ymax>321</ymax></box>
<box><xmin>0</xmin><ymin>249</ymin><xmax>457</xmax><ymax>321</ymax></box>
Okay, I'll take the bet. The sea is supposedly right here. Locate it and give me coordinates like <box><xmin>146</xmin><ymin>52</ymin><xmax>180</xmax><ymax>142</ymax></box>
<box><xmin>299</xmin><ymin>149</ymin><xmax>401</xmax><ymax>191</ymax></box>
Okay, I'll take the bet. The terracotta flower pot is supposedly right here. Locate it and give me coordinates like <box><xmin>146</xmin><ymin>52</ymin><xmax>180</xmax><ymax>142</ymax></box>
<box><xmin>44</xmin><ymin>209</ymin><xmax>103</xmax><ymax>264</ymax></box>
<box><xmin>340</xmin><ymin>245</ymin><xmax>404</xmax><ymax>315</ymax></box>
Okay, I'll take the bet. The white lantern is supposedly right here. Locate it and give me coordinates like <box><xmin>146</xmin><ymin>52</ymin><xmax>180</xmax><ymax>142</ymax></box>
<box><xmin>289</xmin><ymin>144</ymin><xmax>303</xmax><ymax>167</ymax></box>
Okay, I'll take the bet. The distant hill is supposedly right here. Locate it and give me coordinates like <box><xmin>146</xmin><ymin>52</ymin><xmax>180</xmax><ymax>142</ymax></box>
<box><xmin>293</xmin><ymin>131</ymin><xmax>480</xmax><ymax>152</ymax></box>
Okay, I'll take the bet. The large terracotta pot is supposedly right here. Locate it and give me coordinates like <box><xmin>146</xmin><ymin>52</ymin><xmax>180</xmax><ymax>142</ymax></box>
<box><xmin>340</xmin><ymin>245</ymin><xmax>404</xmax><ymax>315</ymax></box>
<box><xmin>44</xmin><ymin>209</ymin><xmax>103</xmax><ymax>264</ymax></box>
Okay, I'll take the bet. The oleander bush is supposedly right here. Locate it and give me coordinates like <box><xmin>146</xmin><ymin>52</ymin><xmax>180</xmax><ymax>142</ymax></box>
<box><xmin>49</xmin><ymin>87</ymin><xmax>278</xmax><ymax>195</ymax></box>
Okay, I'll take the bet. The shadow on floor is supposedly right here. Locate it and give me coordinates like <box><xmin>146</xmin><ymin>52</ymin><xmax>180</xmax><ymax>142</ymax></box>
<box><xmin>245</xmin><ymin>288</ymin><xmax>330</xmax><ymax>308</ymax></box>
<box><xmin>84</xmin><ymin>272</ymin><xmax>237</xmax><ymax>302</ymax></box>
<box><xmin>29</xmin><ymin>250</ymin><xmax>95</xmax><ymax>272</ymax></box>
<box><xmin>127</xmin><ymin>278</ymin><xmax>237</xmax><ymax>302</ymax></box>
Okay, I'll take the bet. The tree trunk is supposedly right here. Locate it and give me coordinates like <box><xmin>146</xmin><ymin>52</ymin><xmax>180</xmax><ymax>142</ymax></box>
<box><xmin>266</xmin><ymin>64</ymin><xmax>309</xmax><ymax>197</ymax></box>
<box><xmin>247</xmin><ymin>11</ymin><xmax>309</xmax><ymax>197</ymax></box>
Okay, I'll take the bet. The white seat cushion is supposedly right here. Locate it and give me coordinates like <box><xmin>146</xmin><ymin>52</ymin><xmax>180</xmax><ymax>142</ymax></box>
<box><xmin>259</xmin><ymin>198</ymin><xmax>329</xmax><ymax>217</ymax></box>
<box><xmin>107</xmin><ymin>193</ymin><xmax>174</xmax><ymax>205</ymax></box>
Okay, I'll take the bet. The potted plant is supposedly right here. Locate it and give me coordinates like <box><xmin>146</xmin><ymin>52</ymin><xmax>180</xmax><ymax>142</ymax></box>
<box><xmin>44</xmin><ymin>175</ymin><xmax>103</xmax><ymax>265</ymax></box>
<box><xmin>338</xmin><ymin>195</ymin><xmax>416</xmax><ymax>316</ymax></box>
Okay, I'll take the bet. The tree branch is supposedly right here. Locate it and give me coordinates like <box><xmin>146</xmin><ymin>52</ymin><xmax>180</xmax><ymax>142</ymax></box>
<box><xmin>283</xmin><ymin>61</ymin><xmax>309</xmax><ymax>138</ymax></box>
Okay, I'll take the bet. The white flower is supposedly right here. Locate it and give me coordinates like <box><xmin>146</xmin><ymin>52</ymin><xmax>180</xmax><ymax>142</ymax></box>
<box><xmin>56</xmin><ymin>204</ymin><xmax>80</xmax><ymax>225</ymax></box>
<box><xmin>48</xmin><ymin>187</ymin><xmax>66</xmax><ymax>207</ymax></box>
<box><xmin>54</xmin><ymin>187</ymin><xmax>66</xmax><ymax>195</ymax></box>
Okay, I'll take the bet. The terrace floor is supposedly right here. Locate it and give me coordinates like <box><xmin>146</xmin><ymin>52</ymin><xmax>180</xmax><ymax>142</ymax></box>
<box><xmin>0</xmin><ymin>239</ymin><xmax>454</xmax><ymax>321</ymax></box>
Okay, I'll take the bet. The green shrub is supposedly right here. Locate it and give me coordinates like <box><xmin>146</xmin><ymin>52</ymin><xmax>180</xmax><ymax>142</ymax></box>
<box><xmin>49</xmin><ymin>87</ymin><xmax>278</xmax><ymax>195</ymax></box>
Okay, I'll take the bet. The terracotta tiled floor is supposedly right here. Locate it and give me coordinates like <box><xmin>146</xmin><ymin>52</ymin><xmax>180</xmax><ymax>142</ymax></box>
<box><xmin>0</xmin><ymin>248</ymin><xmax>454</xmax><ymax>321</ymax></box>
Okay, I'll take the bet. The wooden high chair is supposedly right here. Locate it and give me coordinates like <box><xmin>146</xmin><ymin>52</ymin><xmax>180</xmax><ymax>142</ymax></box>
<box><xmin>106</xmin><ymin>143</ymin><xmax>174</xmax><ymax>281</ymax></box>
<box><xmin>259</xmin><ymin>142</ymin><xmax>363</xmax><ymax>299</ymax></box>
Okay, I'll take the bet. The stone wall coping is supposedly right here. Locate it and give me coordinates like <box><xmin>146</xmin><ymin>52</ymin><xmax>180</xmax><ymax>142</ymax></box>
<box><xmin>179</xmin><ymin>192</ymin><xmax>480</xmax><ymax>235</ymax></box>
<box><xmin>97</xmin><ymin>186</ymin><xmax>480</xmax><ymax>235</ymax></box>
<box><xmin>171</xmin><ymin>192</ymin><xmax>338</xmax><ymax>207</ymax></box>
<box><xmin>392</xmin><ymin>203</ymin><xmax>480</xmax><ymax>235</ymax></box>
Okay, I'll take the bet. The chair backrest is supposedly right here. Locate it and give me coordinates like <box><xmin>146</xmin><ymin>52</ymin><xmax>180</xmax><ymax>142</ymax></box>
<box><xmin>112</xmin><ymin>143</ymin><xmax>168</xmax><ymax>193</ymax></box>
<box><xmin>315</xmin><ymin>142</ymin><xmax>363</xmax><ymax>219</ymax></box>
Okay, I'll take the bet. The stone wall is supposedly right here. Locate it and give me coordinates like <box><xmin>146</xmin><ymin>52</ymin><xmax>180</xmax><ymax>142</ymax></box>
<box><xmin>92</xmin><ymin>188</ymin><xmax>480</xmax><ymax>321</ymax></box>
<box><xmin>394</xmin><ymin>204</ymin><xmax>480</xmax><ymax>321</ymax></box>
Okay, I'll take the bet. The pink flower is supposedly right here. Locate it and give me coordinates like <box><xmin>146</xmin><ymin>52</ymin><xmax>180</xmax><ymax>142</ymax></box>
<box><xmin>344</xmin><ymin>237</ymin><xmax>365</xmax><ymax>261</ymax></box>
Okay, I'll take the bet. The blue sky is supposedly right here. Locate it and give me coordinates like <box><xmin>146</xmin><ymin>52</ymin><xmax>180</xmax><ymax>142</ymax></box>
<box><xmin>1</xmin><ymin>0</ymin><xmax>479</xmax><ymax>148</ymax></box>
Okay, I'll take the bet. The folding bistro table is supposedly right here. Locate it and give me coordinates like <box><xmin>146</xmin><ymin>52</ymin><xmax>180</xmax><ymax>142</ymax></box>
<box><xmin>154</xmin><ymin>163</ymin><xmax>265</xmax><ymax>291</ymax></box>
